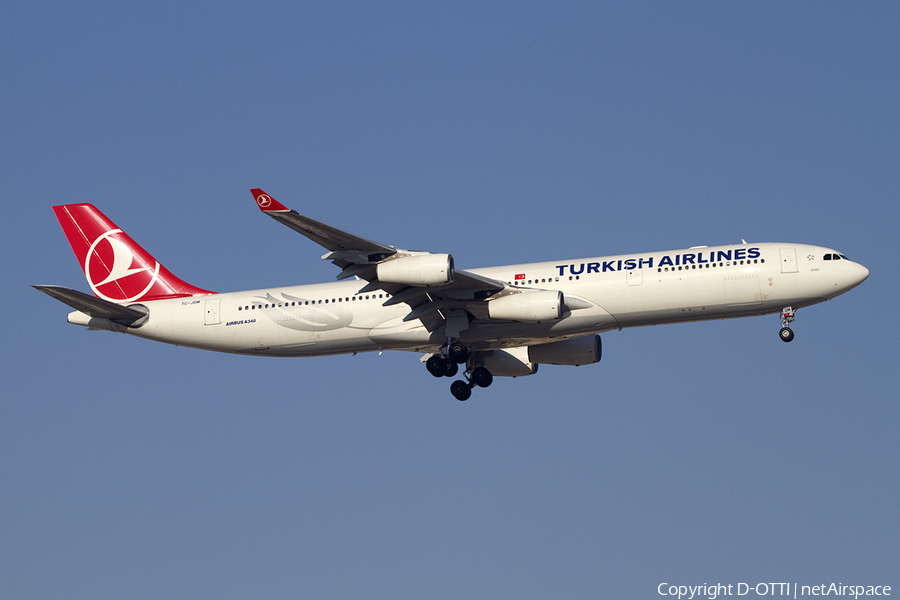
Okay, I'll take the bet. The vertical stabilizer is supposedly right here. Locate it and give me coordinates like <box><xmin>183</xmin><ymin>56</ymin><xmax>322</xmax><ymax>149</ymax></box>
<box><xmin>52</xmin><ymin>204</ymin><xmax>213</xmax><ymax>302</ymax></box>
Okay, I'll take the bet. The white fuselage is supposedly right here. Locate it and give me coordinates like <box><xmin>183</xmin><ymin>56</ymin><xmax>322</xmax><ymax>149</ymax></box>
<box><xmin>86</xmin><ymin>242</ymin><xmax>867</xmax><ymax>357</ymax></box>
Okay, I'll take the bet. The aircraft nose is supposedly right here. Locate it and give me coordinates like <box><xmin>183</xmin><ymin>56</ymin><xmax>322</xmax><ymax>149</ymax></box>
<box><xmin>840</xmin><ymin>260</ymin><xmax>869</xmax><ymax>293</ymax></box>
<box><xmin>854</xmin><ymin>262</ymin><xmax>870</xmax><ymax>285</ymax></box>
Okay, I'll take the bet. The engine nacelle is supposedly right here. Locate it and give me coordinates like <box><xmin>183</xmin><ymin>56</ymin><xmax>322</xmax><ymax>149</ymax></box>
<box><xmin>527</xmin><ymin>335</ymin><xmax>601</xmax><ymax>366</ymax></box>
<box><xmin>481</xmin><ymin>347</ymin><xmax>538</xmax><ymax>378</ymax></box>
<box><xmin>376</xmin><ymin>254</ymin><xmax>454</xmax><ymax>287</ymax></box>
<box><xmin>487</xmin><ymin>290</ymin><xmax>563</xmax><ymax>323</ymax></box>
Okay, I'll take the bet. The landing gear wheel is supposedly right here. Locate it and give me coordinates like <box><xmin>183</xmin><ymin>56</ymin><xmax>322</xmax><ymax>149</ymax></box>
<box><xmin>779</xmin><ymin>307</ymin><xmax>796</xmax><ymax>343</ymax></box>
<box><xmin>450</xmin><ymin>380</ymin><xmax>472</xmax><ymax>401</ymax></box>
<box><xmin>426</xmin><ymin>355</ymin><xmax>448</xmax><ymax>377</ymax></box>
<box><xmin>471</xmin><ymin>366</ymin><xmax>493</xmax><ymax>388</ymax></box>
<box><xmin>444</xmin><ymin>361</ymin><xmax>459</xmax><ymax>377</ymax></box>
<box><xmin>448</xmin><ymin>342</ymin><xmax>469</xmax><ymax>364</ymax></box>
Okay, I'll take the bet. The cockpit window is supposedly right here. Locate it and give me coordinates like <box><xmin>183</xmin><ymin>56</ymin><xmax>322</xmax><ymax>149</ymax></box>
<box><xmin>823</xmin><ymin>253</ymin><xmax>847</xmax><ymax>261</ymax></box>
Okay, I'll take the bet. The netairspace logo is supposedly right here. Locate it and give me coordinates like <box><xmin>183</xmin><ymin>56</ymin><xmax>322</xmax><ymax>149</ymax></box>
<box><xmin>657</xmin><ymin>582</ymin><xmax>891</xmax><ymax>599</ymax></box>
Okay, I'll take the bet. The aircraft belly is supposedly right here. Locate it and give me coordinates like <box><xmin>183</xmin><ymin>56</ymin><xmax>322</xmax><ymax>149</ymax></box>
<box><xmin>461</xmin><ymin>305</ymin><xmax>618</xmax><ymax>348</ymax></box>
<box><xmin>369</xmin><ymin>316</ymin><xmax>442</xmax><ymax>349</ymax></box>
<box><xmin>597</xmin><ymin>265</ymin><xmax>827</xmax><ymax>328</ymax></box>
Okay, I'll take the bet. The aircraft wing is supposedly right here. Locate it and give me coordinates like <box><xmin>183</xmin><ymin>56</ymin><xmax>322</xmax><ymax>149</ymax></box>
<box><xmin>33</xmin><ymin>285</ymin><xmax>149</xmax><ymax>324</ymax></box>
<box><xmin>250</xmin><ymin>189</ymin><xmax>397</xmax><ymax>271</ymax></box>
<box><xmin>251</xmin><ymin>189</ymin><xmax>507</xmax><ymax>331</ymax></box>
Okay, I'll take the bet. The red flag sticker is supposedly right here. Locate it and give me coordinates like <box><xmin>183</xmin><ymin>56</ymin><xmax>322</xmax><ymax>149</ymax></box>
<box><xmin>514</xmin><ymin>273</ymin><xmax>526</xmax><ymax>280</ymax></box>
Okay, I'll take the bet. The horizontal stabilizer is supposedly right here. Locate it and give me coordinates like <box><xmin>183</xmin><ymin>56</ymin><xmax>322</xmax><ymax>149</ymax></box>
<box><xmin>33</xmin><ymin>285</ymin><xmax>148</xmax><ymax>324</ymax></box>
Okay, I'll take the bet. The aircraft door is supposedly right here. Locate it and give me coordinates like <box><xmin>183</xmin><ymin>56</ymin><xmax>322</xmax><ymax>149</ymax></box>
<box><xmin>204</xmin><ymin>297</ymin><xmax>221</xmax><ymax>325</ymax></box>
<box><xmin>779</xmin><ymin>248</ymin><xmax>799</xmax><ymax>273</ymax></box>
<box><xmin>626</xmin><ymin>268</ymin><xmax>643</xmax><ymax>286</ymax></box>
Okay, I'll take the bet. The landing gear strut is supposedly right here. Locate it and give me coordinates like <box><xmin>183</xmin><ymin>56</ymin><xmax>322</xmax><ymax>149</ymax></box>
<box><xmin>448</xmin><ymin>354</ymin><xmax>494</xmax><ymax>400</ymax></box>
<box><xmin>426</xmin><ymin>346</ymin><xmax>495</xmax><ymax>400</ymax></box>
<box><xmin>779</xmin><ymin>307</ymin><xmax>795</xmax><ymax>343</ymax></box>
<box><xmin>447</xmin><ymin>341</ymin><xmax>469</xmax><ymax>364</ymax></box>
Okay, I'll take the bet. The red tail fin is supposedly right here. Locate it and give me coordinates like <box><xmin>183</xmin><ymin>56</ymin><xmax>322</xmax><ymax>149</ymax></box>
<box><xmin>52</xmin><ymin>204</ymin><xmax>213</xmax><ymax>303</ymax></box>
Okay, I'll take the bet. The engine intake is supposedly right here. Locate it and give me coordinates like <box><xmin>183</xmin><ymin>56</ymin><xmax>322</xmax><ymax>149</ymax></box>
<box><xmin>376</xmin><ymin>253</ymin><xmax>454</xmax><ymax>287</ymax></box>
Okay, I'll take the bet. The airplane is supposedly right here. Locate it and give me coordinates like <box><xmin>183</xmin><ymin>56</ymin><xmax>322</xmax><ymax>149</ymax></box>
<box><xmin>34</xmin><ymin>189</ymin><xmax>869</xmax><ymax>400</ymax></box>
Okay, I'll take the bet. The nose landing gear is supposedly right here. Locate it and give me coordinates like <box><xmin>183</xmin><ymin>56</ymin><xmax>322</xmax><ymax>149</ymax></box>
<box><xmin>779</xmin><ymin>307</ymin><xmax>795</xmax><ymax>343</ymax></box>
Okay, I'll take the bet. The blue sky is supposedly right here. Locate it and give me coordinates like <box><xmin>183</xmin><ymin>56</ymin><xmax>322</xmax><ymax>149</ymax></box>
<box><xmin>2</xmin><ymin>2</ymin><xmax>897</xmax><ymax>599</ymax></box>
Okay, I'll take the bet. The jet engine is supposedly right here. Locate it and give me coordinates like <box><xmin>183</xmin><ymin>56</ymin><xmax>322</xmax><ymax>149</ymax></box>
<box><xmin>481</xmin><ymin>347</ymin><xmax>538</xmax><ymax>377</ymax></box>
<box><xmin>527</xmin><ymin>335</ymin><xmax>601</xmax><ymax>366</ymax></box>
<box><xmin>487</xmin><ymin>290</ymin><xmax>563</xmax><ymax>323</ymax></box>
<box><xmin>376</xmin><ymin>254</ymin><xmax>454</xmax><ymax>286</ymax></box>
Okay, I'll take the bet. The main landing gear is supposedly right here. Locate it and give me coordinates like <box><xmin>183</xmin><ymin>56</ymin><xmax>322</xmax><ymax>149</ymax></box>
<box><xmin>779</xmin><ymin>307</ymin><xmax>795</xmax><ymax>343</ymax></box>
<box><xmin>425</xmin><ymin>341</ymin><xmax>493</xmax><ymax>401</ymax></box>
<box><xmin>448</xmin><ymin>366</ymin><xmax>493</xmax><ymax>401</ymax></box>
